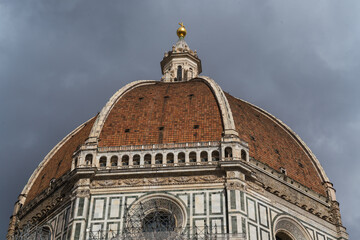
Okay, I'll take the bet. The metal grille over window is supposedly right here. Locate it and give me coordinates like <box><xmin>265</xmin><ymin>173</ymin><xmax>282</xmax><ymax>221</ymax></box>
<box><xmin>142</xmin><ymin>211</ymin><xmax>175</xmax><ymax>232</ymax></box>
<box><xmin>122</xmin><ymin>198</ymin><xmax>184</xmax><ymax>238</ymax></box>
<box><xmin>13</xmin><ymin>224</ymin><xmax>51</xmax><ymax>240</ymax></box>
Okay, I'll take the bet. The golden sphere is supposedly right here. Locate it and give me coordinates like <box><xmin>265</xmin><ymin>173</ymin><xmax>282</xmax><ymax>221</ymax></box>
<box><xmin>177</xmin><ymin>22</ymin><xmax>187</xmax><ymax>38</ymax></box>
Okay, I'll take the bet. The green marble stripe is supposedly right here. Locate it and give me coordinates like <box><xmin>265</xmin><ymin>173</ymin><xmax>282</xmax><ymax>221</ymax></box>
<box><xmin>77</xmin><ymin>198</ymin><xmax>85</xmax><ymax>217</ymax></box>
<box><xmin>230</xmin><ymin>190</ymin><xmax>236</xmax><ymax>209</ymax></box>
<box><xmin>74</xmin><ymin>223</ymin><xmax>81</xmax><ymax>240</ymax></box>
<box><xmin>231</xmin><ymin>216</ymin><xmax>237</xmax><ymax>234</ymax></box>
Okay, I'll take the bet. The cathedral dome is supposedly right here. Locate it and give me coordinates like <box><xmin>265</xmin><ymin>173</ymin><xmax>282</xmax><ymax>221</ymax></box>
<box><xmin>9</xmin><ymin>24</ymin><xmax>347</xmax><ymax>240</ymax></box>
<box><xmin>23</xmin><ymin>78</ymin><xmax>327</xmax><ymax>206</ymax></box>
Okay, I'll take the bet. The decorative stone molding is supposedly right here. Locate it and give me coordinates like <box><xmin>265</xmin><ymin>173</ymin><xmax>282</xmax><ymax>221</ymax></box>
<box><xmin>72</xmin><ymin>189</ymin><xmax>90</xmax><ymax>198</ymax></box>
<box><xmin>227</xmin><ymin>171</ymin><xmax>236</xmax><ymax>178</ymax></box>
<box><xmin>250</xmin><ymin>157</ymin><xmax>329</xmax><ymax>204</ymax></box>
<box><xmin>90</xmin><ymin>175</ymin><xmax>224</xmax><ymax>188</ymax></box>
<box><xmin>226</xmin><ymin>181</ymin><xmax>246</xmax><ymax>191</ymax></box>
<box><xmin>18</xmin><ymin>195</ymin><xmax>65</xmax><ymax>226</ymax></box>
<box><xmin>197</xmin><ymin>76</ymin><xmax>239</xmax><ymax>139</ymax></box>
<box><xmin>247</xmin><ymin>180</ymin><xmax>265</xmax><ymax>193</ymax></box>
<box><xmin>74</xmin><ymin>178</ymin><xmax>91</xmax><ymax>188</ymax></box>
<box><xmin>226</xmin><ymin>170</ymin><xmax>246</xmax><ymax>180</ymax></box>
<box><xmin>16</xmin><ymin>171</ymin><xmax>74</xmax><ymax>220</ymax></box>
<box><xmin>273</xmin><ymin>215</ymin><xmax>313</xmax><ymax>240</ymax></box>
<box><xmin>97</xmin><ymin>180</ymin><xmax>116</xmax><ymax>187</ymax></box>
<box><xmin>264</xmin><ymin>183</ymin><xmax>333</xmax><ymax>224</ymax></box>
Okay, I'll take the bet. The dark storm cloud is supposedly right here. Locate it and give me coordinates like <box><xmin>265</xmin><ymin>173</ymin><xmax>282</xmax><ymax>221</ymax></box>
<box><xmin>1</xmin><ymin>0</ymin><xmax>359</xmax><ymax>237</ymax></box>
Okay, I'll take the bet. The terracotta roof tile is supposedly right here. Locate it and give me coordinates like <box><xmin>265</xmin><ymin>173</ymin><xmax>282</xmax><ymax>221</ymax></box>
<box><xmin>99</xmin><ymin>80</ymin><xmax>224</xmax><ymax>146</ymax></box>
<box><xmin>225</xmin><ymin>93</ymin><xmax>326</xmax><ymax>196</ymax></box>
<box><xmin>25</xmin><ymin>117</ymin><xmax>96</xmax><ymax>204</ymax></box>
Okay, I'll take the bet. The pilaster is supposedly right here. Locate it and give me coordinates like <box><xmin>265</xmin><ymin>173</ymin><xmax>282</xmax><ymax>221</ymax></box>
<box><xmin>70</xmin><ymin>179</ymin><xmax>91</xmax><ymax>240</ymax></box>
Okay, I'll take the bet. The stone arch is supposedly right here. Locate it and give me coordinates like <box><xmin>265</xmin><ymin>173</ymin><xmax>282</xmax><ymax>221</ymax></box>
<box><xmin>200</xmin><ymin>151</ymin><xmax>208</xmax><ymax>162</ymax></box>
<box><xmin>125</xmin><ymin>193</ymin><xmax>188</xmax><ymax>233</ymax></box>
<box><xmin>85</xmin><ymin>154</ymin><xmax>93</xmax><ymax>166</ymax></box>
<box><xmin>133</xmin><ymin>154</ymin><xmax>140</xmax><ymax>166</ymax></box>
<box><xmin>167</xmin><ymin>153</ymin><xmax>174</xmax><ymax>163</ymax></box>
<box><xmin>189</xmin><ymin>68</ymin><xmax>193</xmax><ymax>79</ymax></box>
<box><xmin>177</xmin><ymin>65</ymin><xmax>182</xmax><ymax>81</ymax></box>
<box><xmin>122</xmin><ymin>155</ymin><xmax>129</xmax><ymax>166</ymax></box>
<box><xmin>144</xmin><ymin>153</ymin><xmax>152</xmax><ymax>165</ymax></box>
<box><xmin>276</xmin><ymin>231</ymin><xmax>294</xmax><ymax>240</ymax></box>
<box><xmin>241</xmin><ymin>149</ymin><xmax>247</xmax><ymax>161</ymax></box>
<box><xmin>99</xmin><ymin>156</ymin><xmax>107</xmax><ymax>167</ymax></box>
<box><xmin>155</xmin><ymin>153</ymin><xmax>163</xmax><ymax>164</ymax></box>
<box><xmin>224</xmin><ymin>147</ymin><xmax>233</xmax><ymax>158</ymax></box>
<box><xmin>189</xmin><ymin>152</ymin><xmax>197</xmax><ymax>162</ymax></box>
<box><xmin>273</xmin><ymin>215</ymin><xmax>312</xmax><ymax>240</ymax></box>
<box><xmin>211</xmin><ymin>150</ymin><xmax>220</xmax><ymax>161</ymax></box>
<box><xmin>178</xmin><ymin>152</ymin><xmax>185</xmax><ymax>163</ymax></box>
<box><xmin>110</xmin><ymin>156</ymin><xmax>118</xmax><ymax>167</ymax></box>
<box><xmin>40</xmin><ymin>225</ymin><xmax>52</xmax><ymax>240</ymax></box>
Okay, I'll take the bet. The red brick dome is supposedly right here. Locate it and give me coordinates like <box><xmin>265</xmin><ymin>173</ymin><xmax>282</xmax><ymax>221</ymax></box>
<box><xmin>24</xmin><ymin>117</ymin><xmax>96</xmax><ymax>205</ymax></box>
<box><xmin>99</xmin><ymin>80</ymin><xmax>223</xmax><ymax>146</ymax></box>
<box><xmin>23</xmin><ymin>78</ymin><xmax>328</xmax><ymax>206</ymax></box>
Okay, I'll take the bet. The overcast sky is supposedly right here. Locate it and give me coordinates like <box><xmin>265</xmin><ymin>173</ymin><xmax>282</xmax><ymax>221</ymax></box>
<box><xmin>1</xmin><ymin>0</ymin><xmax>359</xmax><ymax>238</ymax></box>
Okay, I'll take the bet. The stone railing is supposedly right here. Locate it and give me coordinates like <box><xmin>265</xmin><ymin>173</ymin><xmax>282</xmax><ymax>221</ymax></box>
<box><xmin>97</xmin><ymin>141</ymin><xmax>220</xmax><ymax>152</ymax></box>
<box><xmin>97</xmin><ymin>161</ymin><xmax>221</xmax><ymax>170</ymax></box>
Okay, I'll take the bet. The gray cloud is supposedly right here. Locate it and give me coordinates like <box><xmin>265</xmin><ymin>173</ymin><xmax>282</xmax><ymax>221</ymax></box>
<box><xmin>1</xmin><ymin>0</ymin><xmax>359</xmax><ymax>238</ymax></box>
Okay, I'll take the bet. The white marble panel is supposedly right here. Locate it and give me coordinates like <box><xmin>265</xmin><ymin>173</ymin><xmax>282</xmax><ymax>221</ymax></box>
<box><xmin>107</xmin><ymin>223</ymin><xmax>119</xmax><ymax>237</ymax></box>
<box><xmin>306</xmin><ymin>228</ymin><xmax>315</xmax><ymax>240</ymax></box>
<box><xmin>126</xmin><ymin>197</ymin><xmax>136</xmax><ymax>205</ymax></box>
<box><xmin>94</xmin><ymin>199</ymin><xmax>105</xmax><ymax>219</ymax></box>
<box><xmin>259</xmin><ymin>204</ymin><xmax>268</xmax><ymax>227</ymax></box>
<box><xmin>270</xmin><ymin>209</ymin><xmax>278</xmax><ymax>221</ymax></box>
<box><xmin>211</xmin><ymin>219</ymin><xmax>222</xmax><ymax>233</ymax></box>
<box><xmin>194</xmin><ymin>194</ymin><xmax>205</xmax><ymax>214</ymax></box>
<box><xmin>194</xmin><ymin>219</ymin><xmax>205</xmax><ymax>227</ymax></box>
<box><xmin>261</xmin><ymin>230</ymin><xmax>270</xmax><ymax>240</ymax></box>
<box><xmin>211</xmin><ymin>193</ymin><xmax>221</xmax><ymax>214</ymax></box>
<box><xmin>50</xmin><ymin>219</ymin><xmax>56</xmax><ymax>233</ymax></box>
<box><xmin>92</xmin><ymin>223</ymin><xmax>102</xmax><ymax>232</ymax></box>
<box><xmin>179</xmin><ymin>195</ymin><xmax>188</xmax><ymax>206</ymax></box>
<box><xmin>109</xmin><ymin>198</ymin><xmax>121</xmax><ymax>218</ymax></box>
<box><xmin>249</xmin><ymin>224</ymin><xmax>258</xmax><ymax>240</ymax></box>
<box><xmin>317</xmin><ymin>233</ymin><xmax>325</xmax><ymax>240</ymax></box>
<box><xmin>56</xmin><ymin>213</ymin><xmax>64</xmax><ymax>235</ymax></box>
<box><xmin>248</xmin><ymin>200</ymin><xmax>256</xmax><ymax>222</ymax></box>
